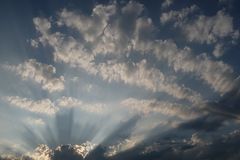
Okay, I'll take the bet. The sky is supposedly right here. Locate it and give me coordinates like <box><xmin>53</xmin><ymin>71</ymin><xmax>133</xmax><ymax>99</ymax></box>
<box><xmin>0</xmin><ymin>0</ymin><xmax>240</xmax><ymax>159</ymax></box>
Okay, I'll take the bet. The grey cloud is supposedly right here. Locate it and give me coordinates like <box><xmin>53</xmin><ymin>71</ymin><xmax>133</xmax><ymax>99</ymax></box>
<box><xmin>178</xmin><ymin>115</ymin><xmax>225</xmax><ymax>132</ymax></box>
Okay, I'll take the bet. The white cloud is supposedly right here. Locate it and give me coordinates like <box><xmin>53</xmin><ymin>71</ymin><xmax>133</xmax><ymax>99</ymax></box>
<box><xmin>213</xmin><ymin>43</ymin><xmax>225</xmax><ymax>58</ymax></box>
<box><xmin>182</xmin><ymin>10</ymin><xmax>237</xmax><ymax>44</ymax></box>
<box><xmin>121</xmin><ymin>98</ymin><xmax>199</xmax><ymax>120</ymax></box>
<box><xmin>98</xmin><ymin>60</ymin><xmax>202</xmax><ymax>103</ymax></box>
<box><xmin>160</xmin><ymin>5</ymin><xmax>198</xmax><ymax>25</ymax></box>
<box><xmin>3</xmin><ymin>59</ymin><xmax>65</xmax><ymax>93</ymax></box>
<box><xmin>32</xmin><ymin>1</ymin><xmax>238</xmax><ymax>103</ymax></box>
<box><xmin>65</xmin><ymin>142</ymin><xmax>96</xmax><ymax>158</ymax></box>
<box><xmin>33</xmin><ymin>17</ymin><xmax>51</xmax><ymax>33</ymax></box>
<box><xmin>3</xmin><ymin>96</ymin><xmax>107</xmax><ymax>115</ymax></box>
<box><xmin>189</xmin><ymin>132</ymin><xmax>207</xmax><ymax>145</ymax></box>
<box><xmin>30</xmin><ymin>39</ymin><xmax>39</xmax><ymax>48</ymax></box>
<box><xmin>56</xmin><ymin>96</ymin><xmax>83</xmax><ymax>107</ymax></box>
<box><xmin>57</xmin><ymin>1</ymin><xmax>144</xmax><ymax>55</ymax></box>
<box><xmin>4</xmin><ymin>96</ymin><xmax>58</xmax><ymax>116</ymax></box>
<box><xmin>161</xmin><ymin>0</ymin><xmax>175</xmax><ymax>9</ymax></box>
<box><xmin>26</xmin><ymin>142</ymin><xmax>96</xmax><ymax>160</ymax></box>
<box><xmin>26</xmin><ymin>144</ymin><xmax>52</xmax><ymax>160</ymax></box>
<box><xmin>151</xmin><ymin>40</ymin><xmax>236</xmax><ymax>94</ymax></box>
<box><xmin>57</xmin><ymin>4</ymin><xmax>116</xmax><ymax>42</ymax></box>
<box><xmin>105</xmin><ymin>137</ymin><xmax>140</xmax><ymax>157</ymax></box>
<box><xmin>32</xmin><ymin>11</ymin><xmax>202</xmax><ymax>104</ymax></box>
<box><xmin>161</xmin><ymin>7</ymin><xmax>239</xmax><ymax>45</ymax></box>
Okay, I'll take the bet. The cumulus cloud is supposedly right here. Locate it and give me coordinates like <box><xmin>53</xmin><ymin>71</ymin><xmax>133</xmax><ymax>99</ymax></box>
<box><xmin>161</xmin><ymin>0</ymin><xmax>175</xmax><ymax>9</ymax></box>
<box><xmin>31</xmin><ymin>1</ymin><xmax>238</xmax><ymax>99</ymax></box>
<box><xmin>98</xmin><ymin>60</ymin><xmax>202</xmax><ymax>103</ymax></box>
<box><xmin>149</xmin><ymin>40</ymin><xmax>237</xmax><ymax>94</ymax></box>
<box><xmin>32</xmin><ymin>4</ymin><xmax>202</xmax><ymax>104</ymax></box>
<box><xmin>24</xmin><ymin>142</ymin><xmax>96</xmax><ymax>160</ymax></box>
<box><xmin>3</xmin><ymin>96</ymin><xmax>106</xmax><ymax>116</ymax></box>
<box><xmin>160</xmin><ymin>5</ymin><xmax>198</xmax><ymax>25</ymax></box>
<box><xmin>26</xmin><ymin>144</ymin><xmax>52</xmax><ymax>160</ymax></box>
<box><xmin>3</xmin><ymin>96</ymin><xmax>58</xmax><ymax>116</ymax></box>
<box><xmin>3</xmin><ymin>59</ymin><xmax>65</xmax><ymax>93</ymax></box>
<box><xmin>213</xmin><ymin>43</ymin><xmax>225</xmax><ymax>58</ymax></box>
<box><xmin>161</xmin><ymin>6</ymin><xmax>239</xmax><ymax>44</ymax></box>
<box><xmin>183</xmin><ymin>10</ymin><xmax>237</xmax><ymax>44</ymax></box>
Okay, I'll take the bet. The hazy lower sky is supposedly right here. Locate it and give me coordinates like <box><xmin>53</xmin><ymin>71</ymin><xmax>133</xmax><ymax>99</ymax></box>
<box><xmin>0</xmin><ymin>0</ymin><xmax>240</xmax><ymax>159</ymax></box>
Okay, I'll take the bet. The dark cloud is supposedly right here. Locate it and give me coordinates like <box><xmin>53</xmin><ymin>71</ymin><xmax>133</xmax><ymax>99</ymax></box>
<box><xmin>53</xmin><ymin>145</ymin><xmax>84</xmax><ymax>160</ymax></box>
<box><xmin>3</xmin><ymin>128</ymin><xmax>240</xmax><ymax>160</ymax></box>
<box><xmin>178</xmin><ymin>115</ymin><xmax>224</xmax><ymax>132</ymax></box>
<box><xmin>205</xmin><ymin>86</ymin><xmax>240</xmax><ymax>119</ymax></box>
<box><xmin>140</xmin><ymin>129</ymin><xmax>240</xmax><ymax>160</ymax></box>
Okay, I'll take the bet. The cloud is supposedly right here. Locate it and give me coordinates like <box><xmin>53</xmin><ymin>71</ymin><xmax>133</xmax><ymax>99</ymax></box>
<box><xmin>121</xmin><ymin>98</ymin><xmax>199</xmax><ymax>120</ymax></box>
<box><xmin>161</xmin><ymin>0</ymin><xmax>175</xmax><ymax>9</ymax></box>
<box><xmin>140</xmin><ymin>129</ymin><xmax>240</xmax><ymax>160</ymax></box>
<box><xmin>98</xmin><ymin>60</ymin><xmax>202</xmax><ymax>103</ymax></box>
<box><xmin>178</xmin><ymin>115</ymin><xmax>224</xmax><ymax>132</ymax></box>
<box><xmin>32</xmin><ymin>4</ymin><xmax>202</xmax><ymax>104</ymax></box>
<box><xmin>183</xmin><ymin>10</ymin><xmax>237</xmax><ymax>44</ymax></box>
<box><xmin>3</xmin><ymin>59</ymin><xmax>65</xmax><ymax>93</ymax></box>
<box><xmin>213</xmin><ymin>43</ymin><xmax>225</xmax><ymax>58</ymax></box>
<box><xmin>106</xmin><ymin>138</ymin><xmax>138</xmax><ymax>157</ymax></box>
<box><xmin>24</xmin><ymin>142</ymin><xmax>96</xmax><ymax>160</ymax></box>
<box><xmin>161</xmin><ymin>6</ymin><xmax>239</xmax><ymax>44</ymax></box>
<box><xmin>57</xmin><ymin>4</ymin><xmax>116</xmax><ymax>43</ymax></box>
<box><xmin>26</xmin><ymin>144</ymin><xmax>52</xmax><ymax>160</ymax></box>
<box><xmin>32</xmin><ymin>2</ymin><xmax>234</xmax><ymax>98</ymax></box>
<box><xmin>203</xmin><ymin>84</ymin><xmax>240</xmax><ymax>119</ymax></box>
<box><xmin>3</xmin><ymin>96</ymin><xmax>58</xmax><ymax>116</ymax></box>
<box><xmin>3</xmin><ymin>96</ymin><xmax>107</xmax><ymax>116</ymax></box>
<box><xmin>160</xmin><ymin>5</ymin><xmax>198</xmax><ymax>25</ymax></box>
<box><xmin>177</xmin><ymin>82</ymin><xmax>240</xmax><ymax>133</ymax></box>
<box><xmin>150</xmin><ymin>40</ymin><xmax>237</xmax><ymax>94</ymax></box>
<box><xmin>189</xmin><ymin>132</ymin><xmax>207</xmax><ymax>146</ymax></box>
